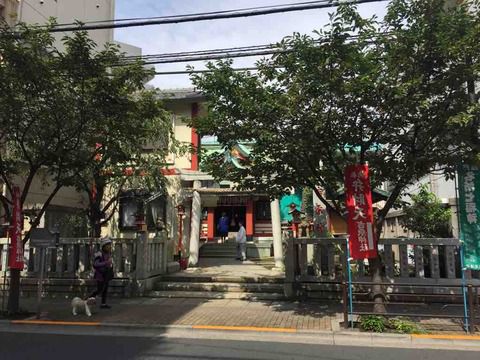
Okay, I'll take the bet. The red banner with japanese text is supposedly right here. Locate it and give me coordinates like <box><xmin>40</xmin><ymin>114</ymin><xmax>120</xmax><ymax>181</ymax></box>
<box><xmin>8</xmin><ymin>186</ymin><xmax>24</xmax><ymax>270</ymax></box>
<box><xmin>345</xmin><ymin>164</ymin><xmax>377</xmax><ymax>260</ymax></box>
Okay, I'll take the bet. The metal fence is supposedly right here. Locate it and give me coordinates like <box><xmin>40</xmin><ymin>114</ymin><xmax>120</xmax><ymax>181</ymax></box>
<box><xmin>285</xmin><ymin>237</ymin><xmax>480</xmax><ymax>333</ymax></box>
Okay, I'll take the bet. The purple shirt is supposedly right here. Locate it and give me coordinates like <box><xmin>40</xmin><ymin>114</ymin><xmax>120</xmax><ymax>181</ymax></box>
<box><xmin>93</xmin><ymin>251</ymin><xmax>112</xmax><ymax>282</ymax></box>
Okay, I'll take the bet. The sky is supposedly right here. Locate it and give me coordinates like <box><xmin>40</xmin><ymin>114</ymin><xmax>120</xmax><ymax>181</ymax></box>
<box><xmin>114</xmin><ymin>0</ymin><xmax>389</xmax><ymax>90</ymax></box>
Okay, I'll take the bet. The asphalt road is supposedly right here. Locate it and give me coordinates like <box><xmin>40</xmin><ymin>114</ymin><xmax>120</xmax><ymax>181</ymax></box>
<box><xmin>0</xmin><ymin>329</ymin><xmax>479</xmax><ymax>360</ymax></box>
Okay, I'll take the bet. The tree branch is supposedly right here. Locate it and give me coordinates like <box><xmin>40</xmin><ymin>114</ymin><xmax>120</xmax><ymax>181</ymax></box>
<box><xmin>23</xmin><ymin>182</ymin><xmax>62</xmax><ymax>244</ymax></box>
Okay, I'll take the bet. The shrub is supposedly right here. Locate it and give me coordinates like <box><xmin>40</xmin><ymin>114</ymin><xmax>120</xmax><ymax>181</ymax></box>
<box><xmin>388</xmin><ymin>318</ymin><xmax>425</xmax><ymax>334</ymax></box>
<box><xmin>359</xmin><ymin>315</ymin><xmax>387</xmax><ymax>332</ymax></box>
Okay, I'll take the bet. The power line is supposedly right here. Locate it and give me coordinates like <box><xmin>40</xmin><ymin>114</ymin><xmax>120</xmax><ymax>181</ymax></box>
<box><xmin>122</xmin><ymin>44</ymin><xmax>274</xmax><ymax>61</ymax></box>
<box><xmin>46</xmin><ymin>0</ymin><xmax>387</xmax><ymax>33</ymax></box>
<box><xmin>154</xmin><ymin>67</ymin><xmax>262</xmax><ymax>76</ymax></box>
<box><xmin>125</xmin><ymin>48</ymin><xmax>282</xmax><ymax>66</ymax></box>
<box><xmin>118</xmin><ymin>32</ymin><xmax>372</xmax><ymax>66</ymax></box>
<box><xmin>56</xmin><ymin>0</ymin><xmax>332</xmax><ymax>26</ymax></box>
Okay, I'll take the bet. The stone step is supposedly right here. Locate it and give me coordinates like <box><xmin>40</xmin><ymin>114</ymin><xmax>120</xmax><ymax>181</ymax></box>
<box><xmin>200</xmin><ymin>247</ymin><xmax>237</xmax><ymax>252</ymax></box>
<box><xmin>146</xmin><ymin>290</ymin><xmax>286</xmax><ymax>301</ymax></box>
<box><xmin>200</xmin><ymin>246</ymin><xmax>238</xmax><ymax>249</ymax></box>
<box><xmin>154</xmin><ymin>281</ymin><xmax>284</xmax><ymax>293</ymax></box>
<box><xmin>201</xmin><ymin>243</ymin><xmax>237</xmax><ymax>246</ymax></box>
<box><xmin>198</xmin><ymin>254</ymin><xmax>238</xmax><ymax>258</ymax></box>
<box><xmin>199</xmin><ymin>249</ymin><xmax>238</xmax><ymax>253</ymax></box>
<box><xmin>159</xmin><ymin>275</ymin><xmax>284</xmax><ymax>284</ymax></box>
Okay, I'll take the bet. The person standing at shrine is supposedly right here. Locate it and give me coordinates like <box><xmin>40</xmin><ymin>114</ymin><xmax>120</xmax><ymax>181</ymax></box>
<box><xmin>217</xmin><ymin>212</ymin><xmax>229</xmax><ymax>242</ymax></box>
<box><xmin>235</xmin><ymin>220</ymin><xmax>247</xmax><ymax>261</ymax></box>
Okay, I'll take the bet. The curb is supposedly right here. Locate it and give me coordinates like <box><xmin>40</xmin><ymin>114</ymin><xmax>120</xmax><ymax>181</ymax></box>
<box><xmin>3</xmin><ymin>319</ymin><xmax>480</xmax><ymax>350</ymax></box>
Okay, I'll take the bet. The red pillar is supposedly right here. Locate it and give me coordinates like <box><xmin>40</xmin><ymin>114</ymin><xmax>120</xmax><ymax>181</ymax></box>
<box><xmin>190</xmin><ymin>102</ymin><xmax>199</xmax><ymax>171</ymax></box>
<box><xmin>246</xmin><ymin>200</ymin><xmax>254</xmax><ymax>239</ymax></box>
<box><xmin>207</xmin><ymin>208</ymin><xmax>215</xmax><ymax>242</ymax></box>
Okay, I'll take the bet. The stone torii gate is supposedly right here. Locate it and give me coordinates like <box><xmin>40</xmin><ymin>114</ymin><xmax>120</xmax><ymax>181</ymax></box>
<box><xmin>187</xmin><ymin>180</ymin><xmax>283</xmax><ymax>269</ymax></box>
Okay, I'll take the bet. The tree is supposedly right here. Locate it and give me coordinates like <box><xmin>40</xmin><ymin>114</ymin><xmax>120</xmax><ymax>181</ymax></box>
<box><xmin>0</xmin><ymin>23</ymin><xmax>98</xmax><ymax>313</ymax></box>
<box><xmin>60</xmin><ymin>32</ymin><xmax>174</xmax><ymax>237</ymax></box>
<box><xmin>402</xmin><ymin>184</ymin><xmax>452</xmax><ymax>238</ymax></box>
<box><xmin>0</xmin><ymin>23</ymin><xmax>171</xmax><ymax>312</ymax></box>
<box><xmin>190</xmin><ymin>0</ymin><xmax>480</xmax><ymax>311</ymax></box>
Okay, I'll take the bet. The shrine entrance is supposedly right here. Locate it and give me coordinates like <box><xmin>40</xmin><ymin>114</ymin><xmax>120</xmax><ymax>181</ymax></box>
<box><xmin>214</xmin><ymin>206</ymin><xmax>246</xmax><ymax>235</ymax></box>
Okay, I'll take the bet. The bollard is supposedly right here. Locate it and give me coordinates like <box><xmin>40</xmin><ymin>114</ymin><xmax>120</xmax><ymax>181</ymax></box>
<box><xmin>342</xmin><ymin>281</ymin><xmax>348</xmax><ymax>329</ymax></box>
<box><xmin>467</xmin><ymin>285</ymin><xmax>475</xmax><ymax>334</ymax></box>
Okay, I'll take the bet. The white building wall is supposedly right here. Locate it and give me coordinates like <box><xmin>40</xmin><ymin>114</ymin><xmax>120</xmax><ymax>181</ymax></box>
<box><xmin>402</xmin><ymin>174</ymin><xmax>456</xmax><ymax>205</ymax></box>
<box><xmin>18</xmin><ymin>0</ymin><xmax>115</xmax><ymax>49</ymax></box>
<box><xmin>0</xmin><ymin>0</ymin><xmax>19</xmax><ymax>26</ymax></box>
<box><xmin>384</xmin><ymin>173</ymin><xmax>458</xmax><ymax>238</ymax></box>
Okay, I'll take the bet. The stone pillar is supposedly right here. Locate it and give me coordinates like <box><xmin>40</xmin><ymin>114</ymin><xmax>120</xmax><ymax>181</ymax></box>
<box><xmin>189</xmin><ymin>189</ymin><xmax>202</xmax><ymax>266</ymax></box>
<box><xmin>134</xmin><ymin>230</ymin><xmax>148</xmax><ymax>296</ymax></box>
<box><xmin>270</xmin><ymin>198</ymin><xmax>284</xmax><ymax>269</ymax></box>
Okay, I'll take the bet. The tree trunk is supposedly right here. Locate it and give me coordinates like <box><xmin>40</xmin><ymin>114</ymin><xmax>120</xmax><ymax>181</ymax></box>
<box><xmin>89</xmin><ymin>211</ymin><xmax>102</xmax><ymax>238</ymax></box>
<box><xmin>89</xmin><ymin>181</ymin><xmax>104</xmax><ymax>238</ymax></box>
<box><xmin>368</xmin><ymin>256</ymin><xmax>386</xmax><ymax>313</ymax></box>
<box><xmin>7</xmin><ymin>269</ymin><xmax>20</xmax><ymax>314</ymax></box>
<box><xmin>369</xmin><ymin>220</ymin><xmax>387</xmax><ymax>313</ymax></box>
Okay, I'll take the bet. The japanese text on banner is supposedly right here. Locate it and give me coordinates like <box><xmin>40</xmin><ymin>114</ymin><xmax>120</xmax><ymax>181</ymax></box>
<box><xmin>345</xmin><ymin>164</ymin><xmax>377</xmax><ymax>260</ymax></box>
<box><xmin>458</xmin><ymin>164</ymin><xmax>480</xmax><ymax>270</ymax></box>
<box><xmin>8</xmin><ymin>186</ymin><xmax>24</xmax><ymax>270</ymax></box>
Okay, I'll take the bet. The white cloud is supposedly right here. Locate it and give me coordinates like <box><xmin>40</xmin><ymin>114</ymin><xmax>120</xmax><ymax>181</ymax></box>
<box><xmin>114</xmin><ymin>0</ymin><xmax>389</xmax><ymax>89</ymax></box>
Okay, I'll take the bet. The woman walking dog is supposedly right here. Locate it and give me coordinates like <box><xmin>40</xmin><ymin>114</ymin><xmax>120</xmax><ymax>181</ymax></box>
<box><xmin>89</xmin><ymin>236</ymin><xmax>114</xmax><ymax>309</ymax></box>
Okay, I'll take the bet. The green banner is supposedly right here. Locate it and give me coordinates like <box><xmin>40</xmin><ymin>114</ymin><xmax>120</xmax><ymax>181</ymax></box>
<box><xmin>458</xmin><ymin>164</ymin><xmax>480</xmax><ymax>270</ymax></box>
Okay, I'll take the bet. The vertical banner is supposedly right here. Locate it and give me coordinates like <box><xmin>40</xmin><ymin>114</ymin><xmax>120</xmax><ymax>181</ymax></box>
<box><xmin>345</xmin><ymin>164</ymin><xmax>377</xmax><ymax>260</ymax></box>
<box><xmin>8</xmin><ymin>186</ymin><xmax>24</xmax><ymax>270</ymax></box>
<box><xmin>458</xmin><ymin>164</ymin><xmax>480</xmax><ymax>270</ymax></box>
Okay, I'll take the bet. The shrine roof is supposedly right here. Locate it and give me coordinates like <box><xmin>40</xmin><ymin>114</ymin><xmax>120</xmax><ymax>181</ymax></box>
<box><xmin>333</xmin><ymin>188</ymin><xmax>390</xmax><ymax>203</ymax></box>
<box><xmin>156</xmin><ymin>88</ymin><xmax>205</xmax><ymax>101</ymax></box>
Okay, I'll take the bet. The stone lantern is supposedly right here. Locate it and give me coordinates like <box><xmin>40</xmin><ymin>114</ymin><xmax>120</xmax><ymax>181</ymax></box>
<box><xmin>288</xmin><ymin>203</ymin><xmax>304</xmax><ymax>238</ymax></box>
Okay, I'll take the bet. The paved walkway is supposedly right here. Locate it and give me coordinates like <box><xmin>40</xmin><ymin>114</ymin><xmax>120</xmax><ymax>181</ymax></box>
<box><xmin>178</xmin><ymin>257</ymin><xmax>284</xmax><ymax>279</ymax></box>
<box><xmin>16</xmin><ymin>297</ymin><xmax>340</xmax><ymax>331</ymax></box>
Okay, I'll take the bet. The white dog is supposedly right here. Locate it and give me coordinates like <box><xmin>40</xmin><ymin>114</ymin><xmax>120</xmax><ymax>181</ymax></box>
<box><xmin>71</xmin><ymin>297</ymin><xmax>96</xmax><ymax>317</ymax></box>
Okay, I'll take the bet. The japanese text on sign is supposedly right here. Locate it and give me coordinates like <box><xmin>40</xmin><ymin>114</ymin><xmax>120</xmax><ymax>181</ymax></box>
<box><xmin>345</xmin><ymin>164</ymin><xmax>377</xmax><ymax>260</ymax></box>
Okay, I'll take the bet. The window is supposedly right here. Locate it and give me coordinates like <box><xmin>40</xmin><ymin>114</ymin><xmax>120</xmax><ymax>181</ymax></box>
<box><xmin>119</xmin><ymin>191</ymin><xmax>167</xmax><ymax>231</ymax></box>
<box><xmin>119</xmin><ymin>193</ymin><xmax>141</xmax><ymax>230</ymax></box>
<box><xmin>255</xmin><ymin>200</ymin><xmax>271</xmax><ymax>221</ymax></box>
<box><xmin>145</xmin><ymin>196</ymin><xmax>167</xmax><ymax>230</ymax></box>
<box><xmin>386</xmin><ymin>218</ymin><xmax>395</xmax><ymax>232</ymax></box>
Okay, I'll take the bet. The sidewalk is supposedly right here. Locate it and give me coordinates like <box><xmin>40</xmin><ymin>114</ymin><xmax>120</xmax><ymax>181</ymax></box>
<box><xmin>2</xmin><ymin>297</ymin><xmax>480</xmax><ymax>351</ymax></box>
<box><xmin>6</xmin><ymin>296</ymin><xmax>476</xmax><ymax>333</ymax></box>
<box><xmin>13</xmin><ymin>297</ymin><xmax>340</xmax><ymax>331</ymax></box>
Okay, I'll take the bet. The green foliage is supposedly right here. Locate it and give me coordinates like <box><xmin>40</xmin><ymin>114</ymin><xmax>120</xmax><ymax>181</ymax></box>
<box><xmin>0</xmin><ymin>22</ymin><xmax>175</xmax><ymax>237</ymax></box>
<box><xmin>190</xmin><ymin>0</ymin><xmax>480</xmax><ymax>232</ymax></box>
<box><xmin>58</xmin><ymin>212</ymin><xmax>89</xmax><ymax>238</ymax></box>
<box><xmin>359</xmin><ymin>315</ymin><xmax>426</xmax><ymax>334</ymax></box>
<box><xmin>0</xmin><ymin>21</ymin><xmax>95</xmax><ymax>234</ymax></box>
<box><xmin>59</xmin><ymin>31</ymin><xmax>174</xmax><ymax>235</ymax></box>
<box><xmin>402</xmin><ymin>184</ymin><xmax>452</xmax><ymax>237</ymax></box>
<box><xmin>359</xmin><ymin>315</ymin><xmax>387</xmax><ymax>332</ymax></box>
<box><xmin>302</xmin><ymin>188</ymin><xmax>314</xmax><ymax>220</ymax></box>
<box><xmin>388</xmin><ymin>318</ymin><xmax>425</xmax><ymax>334</ymax></box>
